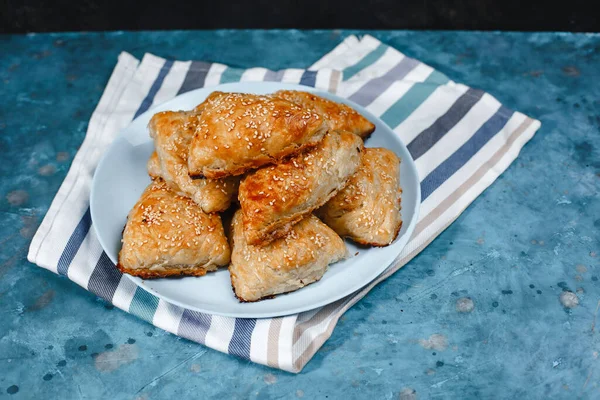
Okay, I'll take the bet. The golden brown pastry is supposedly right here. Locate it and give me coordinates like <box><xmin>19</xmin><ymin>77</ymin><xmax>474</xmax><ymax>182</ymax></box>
<box><xmin>238</xmin><ymin>131</ymin><xmax>363</xmax><ymax>246</ymax></box>
<box><xmin>148</xmin><ymin>111</ymin><xmax>239</xmax><ymax>213</ymax></box>
<box><xmin>274</xmin><ymin>90</ymin><xmax>375</xmax><ymax>139</ymax></box>
<box><xmin>187</xmin><ymin>92</ymin><xmax>328</xmax><ymax>179</ymax></box>
<box><xmin>229</xmin><ymin>210</ymin><xmax>347</xmax><ymax>302</ymax></box>
<box><xmin>118</xmin><ymin>180</ymin><xmax>230</xmax><ymax>279</ymax></box>
<box><xmin>316</xmin><ymin>148</ymin><xmax>402</xmax><ymax>246</ymax></box>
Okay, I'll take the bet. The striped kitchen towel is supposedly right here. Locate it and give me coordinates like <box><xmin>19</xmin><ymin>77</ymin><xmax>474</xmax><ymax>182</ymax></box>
<box><xmin>28</xmin><ymin>35</ymin><xmax>541</xmax><ymax>373</ymax></box>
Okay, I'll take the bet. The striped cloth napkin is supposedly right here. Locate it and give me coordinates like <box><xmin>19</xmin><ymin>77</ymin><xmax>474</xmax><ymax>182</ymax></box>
<box><xmin>28</xmin><ymin>35</ymin><xmax>540</xmax><ymax>373</ymax></box>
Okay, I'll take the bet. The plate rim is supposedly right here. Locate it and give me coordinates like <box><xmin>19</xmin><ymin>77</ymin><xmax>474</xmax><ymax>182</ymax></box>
<box><xmin>91</xmin><ymin>81</ymin><xmax>421</xmax><ymax>318</ymax></box>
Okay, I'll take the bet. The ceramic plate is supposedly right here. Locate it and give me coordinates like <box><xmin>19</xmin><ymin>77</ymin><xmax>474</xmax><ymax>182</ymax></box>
<box><xmin>91</xmin><ymin>82</ymin><xmax>420</xmax><ymax>318</ymax></box>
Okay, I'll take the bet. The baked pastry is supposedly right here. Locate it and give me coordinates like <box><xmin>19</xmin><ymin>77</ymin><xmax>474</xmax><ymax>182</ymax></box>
<box><xmin>238</xmin><ymin>130</ymin><xmax>363</xmax><ymax>246</ymax></box>
<box><xmin>316</xmin><ymin>148</ymin><xmax>402</xmax><ymax>246</ymax></box>
<box><xmin>229</xmin><ymin>210</ymin><xmax>347</xmax><ymax>302</ymax></box>
<box><xmin>147</xmin><ymin>151</ymin><xmax>162</xmax><ymax>179</ymax></box>
<box><xmin>148</xmin><ymin>110</ymin><xmax>239</xmax><ymax>213</ymax></box>
<box><xmin>118</xmin><ymin>180</ymin><xmax>230</xmax><ymax>278</ymax></box>
<box><xmin>274</xmin><ymin>90</ymin><xmax>375</xmax><ymax>139</ymax></box>
<box><xmin>187</xmin><ymin>92</ymin><xmax>328</xmax><ymax>179</ymax></box>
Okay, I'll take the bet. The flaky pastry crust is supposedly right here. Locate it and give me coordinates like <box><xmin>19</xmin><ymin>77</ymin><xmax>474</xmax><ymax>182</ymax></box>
<box><xmin>187</xmin><ymin>92</ymin><xmax>329</xmax><ymax>179</ymax></box>
<box><xmin>229</xmin><ymin>210</ymin><xmax>347</xmax><ymax>302</ymax></box>
<box><xmin>274</xmin><ymin>90</ymin><xmax>375</xmax><ymax>139</ymax></box>
<box><xmin>316</xmin><ymin>148</ymin><xmax>402</xmax><ymax>246</ymax></box>
<box><xmin>118</xmin><ymin>180</ymin><xmax>230</xmax><ymax>278</ymax></box>
<box><xmin>148</xmin><ymin>108</ymin><xmax>239</xmax><ymax>213</ymax></box>
<box><xmin>239</xmin><ymin>131</ymin><xmax>363</xmax><ymax>246</ymax></box>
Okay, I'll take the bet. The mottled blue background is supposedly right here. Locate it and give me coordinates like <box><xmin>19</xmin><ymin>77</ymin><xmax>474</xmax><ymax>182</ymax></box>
<box><xmin>0</xmin><ymin>31</ymin><xmax>598</xmax><ymax>399</ymax></box>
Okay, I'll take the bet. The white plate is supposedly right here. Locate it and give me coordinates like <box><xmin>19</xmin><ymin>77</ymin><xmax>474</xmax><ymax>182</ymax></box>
<box><xmin>91</xmin><ymin>82</ymin><xmax>420</xmax><ymax>319</ymax></box>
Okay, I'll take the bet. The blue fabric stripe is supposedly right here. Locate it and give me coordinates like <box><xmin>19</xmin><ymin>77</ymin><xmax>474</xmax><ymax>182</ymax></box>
<box><xmin>228</xmin><ymin>318</ymin><xmax>257</xmax><ymax>359</ymax></box>
<box><xmin>407</xmin><ymin>88</ymin><xmax>485</xmax><ymax>160</ymax></box>
<box><xmin>348</xmin><ymin>56</ymin><xmax>421</xmax><ymax>107</ymax></box>
<box><xmin>56</xmin><ymin>208</ymin><xmax>91</xmax><ymax>276</ymax></box>
<box><xmin>129</xmin><ymin>286</ymin><xmax>160</xmax><ymax>323</ymax></box>
<box><xmin>177</xmin><ymin>310</ymin><xmax>212</xmax><ymax>345</ymax></box>
<box><xmin>379</xmin><ymin>71</ymin><xmax>450</xmax><ymax>129</ymax></box>
<box><xmin>343</xmin><ymin>43</ymin><xmax>388</xmax><ymax>80</ymax></box>
<box><xmin>177</xmin><ymin>61</ymin><xmax>213</xmax><ymax>94</ymax></box>
<box><xmin>133</xmin><ymin>59</ymin><xmax>174</xmax><ymax>119</ymax></box>
<box><xmin>420</xmin><ymin>106</ymin><xmax>514</xmax><ymax>200</ymax></box>
<box><xmin>299</xmin><ymin>70</ymin><xmax>318</xmax><ymax>87</ymax></box>
<box><xmin>87</xmin><ymin>251</ymin><xmax>122</xmax><ymax>302</ymax></box>
<box><xmin>220</xmin><ymin>67</ymin><xmax>245</xmax><ymax>84</ymax></box>
<box><xmin>263</xmin><ymin>69</ymin><xmax>286</xmax><ymax>82</ymax></box>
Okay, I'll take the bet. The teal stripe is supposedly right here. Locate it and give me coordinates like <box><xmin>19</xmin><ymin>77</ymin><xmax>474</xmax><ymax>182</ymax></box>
<box><xmin>219</xmin><ymin>67</ymin><xmax>245</xmax><ymax>84</ymax></box>
<box><xmin>343</xmin><ymin>43</ymin><xmax>388</xmax><ymax>81</ymax></box>
<box><xmin>379</xmin><ymin>70</ymin><xmax>451</xmax><ymax>129</ymax></box>
<box><xmin>425</xmin><ymin>69</ymin><xmax>450</xmax><ymax>85</ymax></box>
<box><xmin>129</xmin><ymin>287</ymin><xmax>160</xmax><ymax>323</ymax></box>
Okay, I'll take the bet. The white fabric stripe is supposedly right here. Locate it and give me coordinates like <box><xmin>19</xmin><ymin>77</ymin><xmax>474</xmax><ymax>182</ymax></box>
<box><xmin>409</xmin><ymin>116</ymin><xmax>538</xmax><ymax>254</ymax></box>
<box><xmin>102</xmin><ymin>54</ymin><xmax>165</xmax><ymax>149</ymax></box>
<box><xmin>314</xmin><ymin>70</ymin><xmax>331</xmax><ymax>91</ymax></box>
<box><xmin>318</xmin><ymin>37</ymin><xmax>380</xmax><ymax>72</ymax></box>
<box><xmin>27</xmin><ymin>53</ymin><xmax>139</xmax><ymax>270</ymax></box>
<box><xmin>204</xmin><ymin>316</ymin><xmax>235</xmax><ymax>354</ymax></box>
<box><xmin>204</xmin><ymin>63</ymin><xmax>227</xmax><ymax>87</ymax></box>
<box><xmin>338</xmin><ymin>48</ymin><xmax>405</xmax><ymax>97</ymax></box>
<box><xmin>241</xmin><ymin>67</ymin><xmax>269</xmax><ymax>82</ymax></box>
<box><xmin>277</xmin><ymin>315</ymin><xmax>299</xmax><ymax>372</ymax></box>
<box><xmin>111</xmin><ymin>276</ymin><xmax>137</xmax><ymax>311</ymax></box>
<box><xmin>348</xmin><ymin>46</ymin><xmax>406</xmax><ymax>84</ymax></box>
<box><xmin>249</xmin><ymin>319</ymin><xmax>272</xmax><ymax>365</ymax></box>
<box><xmin>309</xmin><ymin>35</ymin><xmax>362</xmax><ymax>70</ymax></box>
<box><xmin>415</xmin><ymin>94</ymin><xmax>502</xmax><ymax>179</ymax></box>
<box><xmin>295</xmin><ymin>307</ymin><xmax>322</xmax><ymax>325</ymax></box>
<box><xmin>395</xmin><ymin>83</ymin><xmax>470</xmax><ymax>144</ymax></box>
<box><xmin>404</xmin><ymin>63</ymin><xmax>435</xmax><ymax>83</ymax></box>
<box><xmin>67</xmin><ymin>228</ymin><xmax>103</xmax><ymax>288</ymax></box>
<box><xmin>291</xmin><ymin>299</ymin><xmax>351</xmax><ymax>359</ymax></box>
<box><xmin>365</xmin><ymin>65</ymin><xmax>434</xmax><ymax>116</ymax></box>
<box><xmin>153</xmin><ymin>300</ymin><xmax>185</xmax><ymax>333</ymax></box>
<box><xmin>280</xmin><ymin>68</ymin><xmax>305</xmax><ymax>84</ymax></box>
<box><xmin>365</xmin><ymin>81</ymin><xmax>415</xmax><ymax>116</ymax></box>
<box><xmin>419</xmin><ymin>112</ymin><xmax>527</xmax><ymax>217</ymax></box>
<box><xmin>152</xmin><ymin>60</ymin><xmax>192</xmax><ymax>106</ymax></box>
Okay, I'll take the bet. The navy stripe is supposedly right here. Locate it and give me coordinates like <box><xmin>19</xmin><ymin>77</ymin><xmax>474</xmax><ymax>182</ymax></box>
<box><xmin>87</xmin><ymin>251</ymin><xmax>122</xmax><ymax>302</ymax></box>
<box><xmin>177</xmin><ymin>310</ymin><xmax>212</xmax><ymax>344</ymax></box>
<box><xmin>263</xmin><ymin>69</ymin><xmax>286</xmax><ymax>82</ymax></box>
<box><xmin>421</xmin><ymin>106</ymin><xmax>514</xmax><ymax>200</ymax></box>
<box><xmin>227</xmin><ymin>318</ymin><xmax>257</xmax><ymax>359</ymax></box>
<box><xmin>177</xmin><ymin>61</ymin><xmax>213</xmax><ymax>94</ymax></box>
<box><xmin>407</xmin><ymin>88</ymin><xmax>485</xmax><ymax>160</ymax></box>
<box><xmin>133</xmin><ymin>59</ymin><xmax>174</xmax><ymax>119</ymax></box>
<box><xmin>299</xmin><ymin>70</ymin><xmax>318</xmax><ymax>87</ymax></box>
<box><xmin>56</xmin><ymin>208</ymin><xmax>91</xmax><ymax>276</ymax></box>
<box><xmin>348</xmin><ymin>56</ymin><xmax>421</xmax><ymax>107</ymax></box>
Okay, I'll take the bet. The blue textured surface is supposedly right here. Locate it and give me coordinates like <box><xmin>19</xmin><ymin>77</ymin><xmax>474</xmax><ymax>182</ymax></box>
<box><xmin>0</xmin><ymin>30</ymin><xmax>599</xmax><ymax>399</ymax></box>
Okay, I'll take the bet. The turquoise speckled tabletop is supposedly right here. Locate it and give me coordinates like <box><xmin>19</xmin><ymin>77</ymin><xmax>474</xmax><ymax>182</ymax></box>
<box><xmin>0</xmin><ymin>30</ymin><xmax>599</xmax><ymax>399</ymax></box>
